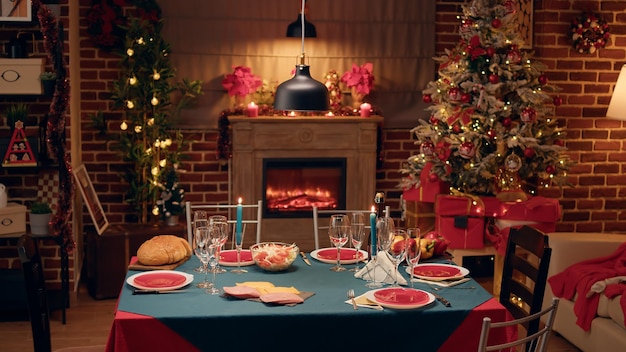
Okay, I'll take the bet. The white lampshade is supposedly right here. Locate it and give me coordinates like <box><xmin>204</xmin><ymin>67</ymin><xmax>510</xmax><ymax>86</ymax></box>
<box><xmin>607</xmin><ymin>65</ymin><xmax>626</xmax><ymax>120</ymax></box>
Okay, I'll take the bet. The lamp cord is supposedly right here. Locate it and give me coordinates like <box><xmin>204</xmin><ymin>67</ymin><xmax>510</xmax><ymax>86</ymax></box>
<box><xmin>300</xmin><ymin>0</ymin><xmax>306</xmax><ymax>59</ymax></box>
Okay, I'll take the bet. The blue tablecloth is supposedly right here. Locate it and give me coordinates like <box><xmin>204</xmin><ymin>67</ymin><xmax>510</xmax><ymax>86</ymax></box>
<box><xmin>116</xmin><ymin>255</ymin><xmax>494</xmax><ymax>351</ymax></box>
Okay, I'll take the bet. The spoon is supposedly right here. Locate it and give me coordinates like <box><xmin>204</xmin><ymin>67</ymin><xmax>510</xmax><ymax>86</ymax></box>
<box><xmin>347</xmin><ymin>289</ymin><xmax>358</xmax><ymax>310</ymax></box>
<box><xmin>428</xmin><ymin>284</ymin><xmax>476</xmax><ymax>291</ymax></box>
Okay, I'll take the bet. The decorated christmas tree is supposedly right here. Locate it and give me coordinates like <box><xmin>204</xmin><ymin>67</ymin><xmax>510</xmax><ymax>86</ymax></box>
<box><xmin>401</xmin><ymin>0</ymin><xmax>572</xmax><ymax>201</ymax></box>
<box><xmin>94</xmin><ymin>16</ymin><xmax>202</xmax><ymax>223</ymax></box>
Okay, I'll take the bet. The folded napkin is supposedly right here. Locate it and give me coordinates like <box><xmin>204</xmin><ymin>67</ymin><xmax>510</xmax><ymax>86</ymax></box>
<box><xmin>354</xmin><ymin>252</ymin><xmax>408</xmax><ymax>286</ymax></box>
<box><xmin>344</xmin><ymin>293</ymin><xmax>384</xmax><ymax>310</ymax></box>
<box><xmin>411</xmin><ymin>277</ymin><xmax>470</xmax><ymax>287</ymax></box>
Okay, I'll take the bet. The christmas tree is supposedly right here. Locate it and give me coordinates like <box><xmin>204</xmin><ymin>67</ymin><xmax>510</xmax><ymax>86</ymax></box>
<box><xmin>95</xmin><ymin>16</ymin><xmax>202</xmax><ymax>223</ymax></box>
<box><xmin>401</xmin><ymin>0</ymin><xmax>572</xmax><ymax>200</ymax></box>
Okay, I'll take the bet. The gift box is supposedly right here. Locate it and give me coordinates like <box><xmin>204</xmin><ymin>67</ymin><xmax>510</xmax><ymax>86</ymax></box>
<box><xmin>480</xmin><ymin>196</ymin><xmax>504</xmax><ymax>218</ymax></box>
<box><xmin>435</xmin><ymin>195</ymin><xmax>485</xmax><ymax>249</ymax></box>
<box><xmin>403</xmin><ymin>162</ymin><xmax>450</xmax><ymax>203</ymax></box>
<box><xmin>402</xmin><ymin>198</ymin><xmax>435</xmax><ymax>232</ymax></box>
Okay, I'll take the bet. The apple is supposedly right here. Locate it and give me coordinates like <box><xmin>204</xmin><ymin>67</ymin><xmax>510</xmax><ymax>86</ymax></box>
<box><xmin>423</xmin><ymin>231</ymin><xmax>451</xmax><ymax>256</ymax></box>
<box><xmin>391</xmin><ymin>235</ymin><xmax>407</xmax><ymax>254</ymax></box>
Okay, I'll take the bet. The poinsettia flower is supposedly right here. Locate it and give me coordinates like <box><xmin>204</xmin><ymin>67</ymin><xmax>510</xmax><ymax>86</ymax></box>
<box><xmin>341</xmin><ymin>63</ymin><xmax>375</xmax><ymax>95</ymax></box>
<box><xmin>221</xmin><ymin>66</ymin><xmax>263</xmax><ymax>97</ymax></box>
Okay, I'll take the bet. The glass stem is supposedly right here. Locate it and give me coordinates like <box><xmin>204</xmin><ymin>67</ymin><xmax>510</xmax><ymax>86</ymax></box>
<box><xmin>336</xmin><ymin>246</ymin><xmax>341</xmax><ymax>268</ymax></box>
<box><xmin>236</xmin><ymin>246</ymin><xmax>241</xmax><ymax>269</ymax></box>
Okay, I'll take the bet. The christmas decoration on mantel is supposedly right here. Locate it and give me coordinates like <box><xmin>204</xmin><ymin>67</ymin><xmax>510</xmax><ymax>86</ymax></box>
<box><xmin>570</xmin><ymin>12</ymin><xmax>610</xmax><ymax>54</ymax></box>
<box><xmin>400</xmin><ymin>0</ymin><xmax>573</xmax><ymax>201</ymax></box>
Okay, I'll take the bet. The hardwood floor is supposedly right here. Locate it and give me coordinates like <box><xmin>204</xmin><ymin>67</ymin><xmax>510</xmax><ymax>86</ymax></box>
<box><xmin>0</xmin><ymin>279</ymin><xmax>581</xmax><ymax>352</ymax></box>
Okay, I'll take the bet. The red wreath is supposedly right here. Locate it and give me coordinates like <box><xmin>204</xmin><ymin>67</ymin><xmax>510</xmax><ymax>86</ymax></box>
<box><xmin>570</xmin><ymin>12</ymin><xmax>610</xmax><ymax>54</ymax></box>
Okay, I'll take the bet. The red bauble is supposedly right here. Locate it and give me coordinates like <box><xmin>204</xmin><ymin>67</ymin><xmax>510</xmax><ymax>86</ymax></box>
<box><xmin>486</xmin><ymin>129</ymin><xmax>497</xmax><ymax>139</ymax></box>
<box><xmin>461</xmin><ymin>93</ymin><xmax>471</xmax><ymax>103</ymax></box>
<box><xmin>489</xmin><ymin>74</ymin><xmax>499</xmax><ymax>84</ymax></box>
<box><xmin>520</xmin><ymin>107</ymin><xmax>537</xmax><ymax>123</ymax></box>
<box><xmin>502</xmin><ymin>117</ymin><xmax>512</xmax><ymax>127</ymax></box>
<box><xmin>452</xmin><ymin>124</ymin><xmax>462</xmax><ymax>133</ymax></box>
<box><xmin>420</xmin><ymin>141</ymin><xmax>435</xmax><ymax>156</ymax></box>
<box><xmin>492</xmin><ymin>18</ymin><xmax>502</xmax><ymax>28</ymax></box>
<box><xmin>553</xmin><ymin>96</ymin><xmax>563</xmax><ymax>106</ymax></box>
<box><xmin>554</xmin><ymin>139</ymin><xmax>564</xmax><ymax>147</ymax></box>
<box><xmin>538</xmin><ymin>75</ymin><xmax>548</xmax><ymax>85</ymax></box>
<box><xmin>428</xmin><ymin>173</ymin><xmax>439</xmax><ymax>182</ymax></box>
<box><xmin>448</xmin><ymin>87</ymin><xmax>462</xmax><ymax>102</ymax></box>
<box><xmin>423</xmin><ymin>94</ymin><xmax>432</xmax><ymax>103</ymax></box>
<box><xmin>486</xmin><ymin>47</ymin><xmax>496</xmax><ymax>56</ymax></box>
<box><xmin>545</xmin><ymin>165</ymin><xmax>556</xmax><ymax>174</ymax></box>
<box><xmin>459</xmin><ymin>141</ymin><xmax>476</xmax><ymax>159</ymax></box>
<box><xmin>523</xmin><ymin>147</ymin><xmax>535</xmax><ymax>158</ymax></box>
<box><xmin>429</xmin><ymin>116</ymin><xmax>439</xmax><ymax>124</ymax></box>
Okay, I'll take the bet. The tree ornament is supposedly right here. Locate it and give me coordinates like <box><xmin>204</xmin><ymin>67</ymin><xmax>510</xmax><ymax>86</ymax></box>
<box><xmin>520</xmin><ymin>107</ymin><xmax>537</xmax><ymax>123</ymax></box>
<box><xmin>546</xmin><ymin>165</ymin><xmax>556</xmax><ymax>174</ymax></box>
<box><xmin>491</xmin><ymin>18</ymin><xmax>502</xmax><ymax>29</ymax></box>
<box><xmin>461</xmin><ymin>93</ymin><xmax>471</xmax><ymax>103</ymax></box>
<box><xmin>423</xmin><ymin>94</ymin><xmax>432</xmax><ymax>103</ymax></box>
<box><xmin>429</xmin><ymin>116</ymin><xmax>439</xmax><ymax>124</ymax></box>
<box><xmin>459</xmin><ymin>141</ymin><xmax>476</xmax><ymax>159</ymax></box>
<box><xmin>420</xmin><ymin>140</ymin><xmax>435</xmax><ymax>156</ymax></box>
<box><xmin>554</xmin><ymin>139</ymin><xmax>564</xmax><ymax>147</ymax></box>
<box><xmin>506</xmin><ymin>46</ymin><xmax>521</xmax><ymax>64</ymax></box>
<box><xmin>452</xmin><ymin>124</ymin><xmax>462</xmax><ymax>133</ymax></box>
<box><xmin>428</xmin><ymin>173</ymin><xmax>439</xmax><ymax>182</ymax></box>
<box><xmin>502</xmin><ymin>117</ymin><xmax>512</xmax><ymax>128</ymax></box>
<box><xmin>489</xmin><ymin>74</ymin><xmax>499</xmax><ymax>84</ymax></box>
<box><xmin>553</xmin><ymin>96</ymin><xmax>563</xmax><ymax>106</ymax></box>
<box><xmin>495</xmin><ymin>154</ymin><xmax>528</xmax><ymax>202</ymax></box>
<box><xmin>538</xmin><ymin>75</ymin><xmax>548</xmax><ymax>85</ymax></box>
<box><xmin>486</xmin><ymin>47</ymin><xmax>496</xmax><ymax>57</ymax></box>
<box><xmin>523</xmin><ymin>147</ymin><xmax>535</xmax><ymax>158</ymax></box>
<box><xmin>487</xmin><ymin>129</ymin><xmax>497</xmax><ymax>139</ymax></box>
<box><xmin>448</xmin><ymin>87</ymin><xmax>462</xmax><ymax>102</ymax></box>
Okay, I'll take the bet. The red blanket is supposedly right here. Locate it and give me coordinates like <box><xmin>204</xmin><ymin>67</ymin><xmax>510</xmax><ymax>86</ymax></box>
<box><xmin>547</xmin><ymin>242</ymin><xmax>626</xmax><ymax>331</ymax></box>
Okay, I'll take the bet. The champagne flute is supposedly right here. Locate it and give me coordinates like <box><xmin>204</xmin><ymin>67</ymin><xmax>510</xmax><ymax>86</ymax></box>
<box><xmin>209</xmin><ymin>215</ymin><xmax>228</xmax><ymax>274</ymax></box>
<box><xmin>349</xmin><ymin>212</ymin><xmax>366</xmax><ymax>272</ymax></box>
<box><xmin>365</xmin><ymin>216</ymin><xmax>394</xmax><ymax>288</ymax></box>
<box><xmin>193</xmin><ymin>211</ymin><xmax>209</xmax><ymax>273</ymax></box>
<box><xmin>194</xmin><ymin>227</ymin><xmax>212</xmax><ymax>289</ymax></box>
<box><xmin>231</xmin><ymin>222</ymin><xmax>247</xmax><ymax>274</ymax></box>
<box><xmin>406</xmin><ymin>227</ymin><xmax>422</xmax><ymax>288</ymax></box>
<box><xmin>387</xmin><ymin>229</ymin><xmax>408</xmax><ymax>287</ymax></box>
<box><xmin>205</xmin><ymin>233</ymin><xmax>221</xmax><ymax>295</ymax></box>
<box><xmin>328</xmin><ymin>214</ymin><xmax>350</xmax><ymax>272</ymax></box>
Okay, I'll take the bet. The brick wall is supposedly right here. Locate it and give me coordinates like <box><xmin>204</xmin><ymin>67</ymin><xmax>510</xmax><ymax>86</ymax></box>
<box><xmin>2</xmin><ymin>0</ymin><xmax>626</xmax><ymax>282</ymax></box>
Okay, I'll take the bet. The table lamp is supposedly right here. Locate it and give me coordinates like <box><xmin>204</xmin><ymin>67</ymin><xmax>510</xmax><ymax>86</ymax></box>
<box><xmin>606</xmin><ymin>64</ymin><xmax>626</xmax><ymax>120</ymax></box>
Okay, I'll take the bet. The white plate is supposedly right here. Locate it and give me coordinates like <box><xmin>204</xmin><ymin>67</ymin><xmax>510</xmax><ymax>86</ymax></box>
<box><xmin>219</xmin><ymin>249</ymin><xmax>255</xmax><ymax>267</ymax></box>
<box><xmin>126</xmin><ymin>270</ymin><xmax>194</xmax><ymax>291</ymax></box>
<box><xmin>310</xmin><ymin>248</ymin><xmax>369</xmax><ymax>264</ymax></box>
<box><xmin>364</xmin><ymin>288</ymin><xmax>435</xmax><ymax>310</ymax></box>
<box><xmin>406</xmin><ymin>263</ymin><xmax>470</xmax><ymax>282</ymax></box>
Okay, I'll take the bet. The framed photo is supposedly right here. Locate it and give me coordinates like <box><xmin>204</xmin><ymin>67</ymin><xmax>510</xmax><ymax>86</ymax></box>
<box><xmin>73</xmin><ymin>164</ymin><xmax>109</xmax><ymax>235</ymax></box>
<box><xmin>0</xmin><ymin>0</ymin><xmax>32</xmax><ymax>22</ymax></box>
<box><xmin>519</xmin><ymin>0</ymin><xmax>533</xmax><ymax>49</ymax></box>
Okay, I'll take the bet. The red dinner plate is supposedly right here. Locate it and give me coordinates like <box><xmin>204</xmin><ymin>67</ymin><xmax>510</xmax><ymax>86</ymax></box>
<box><xmin>133</xmin><ymin>272</ymin><xmax>187</xmax><ymax>288</ymax></box>
<box><xmin>219</xmin><ymin>249</ymin><xmax>254</xmax><ymax>266</ymax></box>
<box><xmin>373</xmin><ymin>288</ymin><xmax>430</xmax><ymax>305</ymax></box>
<box><xmin>316</xmin><ymin>248</ymin><xmax>363</xmax><ymax>261</ymax></box>
<box><xmin>413</xmin><ymin>264</ymin><xmax>461</xmax><ymax>278</ymax></box>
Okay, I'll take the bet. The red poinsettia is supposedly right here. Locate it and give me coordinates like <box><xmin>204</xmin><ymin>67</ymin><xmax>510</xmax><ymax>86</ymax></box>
<box><xmin>341</xmin><ymin>63</ymin><xmax>375</xmax><ymax>95</ymax></box>
<box><xmin>221</xmin><ymin>66</ymin><xmax>263</xmax><ymax>98</ymax></box>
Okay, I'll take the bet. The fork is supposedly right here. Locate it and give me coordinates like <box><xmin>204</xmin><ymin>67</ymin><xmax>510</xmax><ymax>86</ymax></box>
<box><xmin>347</xmin><ymin>289</ymin><xmax>358</xmax><ymax>310</ymax></box>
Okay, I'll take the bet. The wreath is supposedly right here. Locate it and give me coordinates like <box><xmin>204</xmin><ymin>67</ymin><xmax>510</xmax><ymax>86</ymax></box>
<box><xmin>570</xmin><ymin>12</ymin><xmax>610</xmax><ymax>54</ymax></box>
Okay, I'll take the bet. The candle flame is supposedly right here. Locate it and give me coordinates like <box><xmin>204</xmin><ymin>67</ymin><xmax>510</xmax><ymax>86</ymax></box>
<box><xmin>371</xmin><ymin>205</ymin><xmax>376</xmax><ymax>213</ymax></box>
<box><xmin>238</xmin><ymin>197</ymin><xmax>242</xmax><ymax>204</ymax></box>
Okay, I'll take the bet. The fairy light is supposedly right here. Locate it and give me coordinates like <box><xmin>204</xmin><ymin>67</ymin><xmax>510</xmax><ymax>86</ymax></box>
<box><xmin>134</xmin><ymin>125</ymin><xmax>142</xmax><ymax>133</ymax></box>
<box><xmin>159</xmin><ymin>159</ymin><xmax>167</xmax><ymax>167</ymax></box>
<box><xmin>153</xmin><ymin>71</ymin><xmax>161</xmax><ymax>80</ymax></box>
<box><xmin>151</xmin><ymin>166</ymin><xmax>158</xmax><ymax>176</ymax></box>
<box><xmin>120</xmin><ymin>121</ymin><xmax>128</xmax><ymax>130</ymax></box>
<box><xmin>152</xmin><ymin>206</ymin><xmax>159</xmax><ymax>216</ymax></box>
<box><xmin>151</xmin><ymin>96</ymin><xmax>159</xmax><ymax>105</ymax></box>
<box><xmin>127</xmin><ymin>48</ymin><xmax>134</xmax><ymax>57</ymax></box>
<box><xmin>147</xmin><ymin>118</ymin><xmax>155</xmax><ymax>126</ymax></box>
<box><xmin>129</xmin><ymin>76</ymin><xmax>137</xmax><ymax>85</ymax></box>
<box><xmin>126</xmin><ymin>100</ymin><xmax>134</xmax><ymax>109</ymax></box>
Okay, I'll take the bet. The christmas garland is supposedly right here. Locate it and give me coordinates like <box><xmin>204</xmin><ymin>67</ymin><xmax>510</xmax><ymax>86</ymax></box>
<box><xmin>570</xmin><ymin>12</ymin><xmax>610</xmax><ymax>54</ymax></box>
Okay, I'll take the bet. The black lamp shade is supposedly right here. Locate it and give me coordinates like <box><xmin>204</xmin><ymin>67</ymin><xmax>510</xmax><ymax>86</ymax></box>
<box><xmin>286</xmin><ymin>15</ymin><xmax>317</xmax><ymax>38</ymax></box>
<box><xmin>274</xmin><ymin>65</ymin><xmax>330</xmax><ymax>112</ymax></box>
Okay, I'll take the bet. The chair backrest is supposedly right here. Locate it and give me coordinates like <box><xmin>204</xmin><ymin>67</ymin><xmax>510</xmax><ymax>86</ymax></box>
<box><xmin>17</xmin><ymin>234</ymin><xmax>52</xmax><ymax>352</ymax></box>
<box><xmin>499</xmin><ymin>225</ymin><xmax>552</xmax><ymax>339</ymax></box>
<box><xmin>478</xmin><ymin>297</ymin><xmax>560</xmax><ymax>352</ymax></box>
<box><xmin>185</xmin><ymin>200</ymin><xmax>263</xmax><ymax>247</ymax></box>
<box><xmin>312</xmin><ymin>206</ymin><xmax>390</xmax><ymax>250</ymax></box>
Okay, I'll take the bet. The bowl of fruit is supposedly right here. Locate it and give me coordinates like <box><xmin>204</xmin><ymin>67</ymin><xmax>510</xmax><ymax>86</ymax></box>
<box><xmin>249</xmin><ymin>242</ymin><xmax>299</xmax><ymax>272</ymax></box>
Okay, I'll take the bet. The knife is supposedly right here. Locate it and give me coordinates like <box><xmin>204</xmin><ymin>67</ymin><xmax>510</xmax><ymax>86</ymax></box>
<box><xmin>300</xmin><ymin>251</ymin><xmax>312</xmax><ymax>266</ymax></box>
<box><xmin>133</xmin><ymin>289</ymin><xmax>187</xmax><ymax>295</ymax></box>
<box><xmin>431</xmin><ymin>292</ymin><xmax>451</xmax><ymax>307</ymax></box>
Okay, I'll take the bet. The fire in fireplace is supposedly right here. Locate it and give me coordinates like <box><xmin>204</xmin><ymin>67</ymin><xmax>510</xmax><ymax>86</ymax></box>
<box><xmin>263</xmin><ymin>158</ymin><xmax>347</xmax><ymax>218</ymax></box>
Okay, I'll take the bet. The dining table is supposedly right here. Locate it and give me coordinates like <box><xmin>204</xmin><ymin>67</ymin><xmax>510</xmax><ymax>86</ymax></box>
<box><xmin>105</xmin><ymin>252</ymin><xmax>516</xmax><ymax>352</ymax></box>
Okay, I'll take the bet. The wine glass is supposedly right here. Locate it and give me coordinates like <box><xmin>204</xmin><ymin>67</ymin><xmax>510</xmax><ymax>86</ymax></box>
<box><xmin>365</xmin><ymin>216</ymin><xmax>394</xmax><ymax>288</ymax></box>
<box><xmin>231</xmin><ymin>222</ymin><xmax>247</xmax><ymax>274</ymax></box>
<box><xmin>406</xmin><ymin>227</ymin><xmax>422</xmax><ymax>288</ymax></box>
<box><xmin>349</xmin><ymin>212</ymin><xmax>366</xmax><ymax>272</ymax></box>
<box><xmin>205</xmin><ymin>228</ymin><xmax>222</xmax><ymax>294</ymax></box>
<box><xmin>387</xmin><ymin>229</ymin><xmax>408</xmax><ymax>287</ymax></box>
<box><xmin>192</xmin><ymin>210</ymin><xmax>209</xmax><ymax>273</ymax></box>
<box><xmin>193</xmin><ymin>227</ymin><xmax>212</xmax><ymax>289</ymax></box>
<box><xmin>328</xmin><ymin>214</ymin><xmax>350</xmax><ymax>272</ymax></box>
<box><xmin>209</xmin><ymin>215</ymin><xmax>228</xmax><ymax>274</ymax></box>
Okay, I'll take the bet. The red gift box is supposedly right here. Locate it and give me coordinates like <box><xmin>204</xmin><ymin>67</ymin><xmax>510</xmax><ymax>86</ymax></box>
<box><xmin>403</xmin><ymin>163</ymin><xmax>450</xmax><ymax>203</ymax></box>
<box><xmin>435</xmin><ymin>195</ymin><xmax>486</xmax><ymax>249</ymax></box>
<box><xmin>480</xmin><ymin>196</ymin><xmax>504</xmax><ymax>218</ymax></box>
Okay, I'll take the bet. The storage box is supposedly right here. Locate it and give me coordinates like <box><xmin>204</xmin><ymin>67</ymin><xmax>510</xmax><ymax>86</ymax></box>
<box><xmin>402</xmin><ymin>198</ymin><xmax>435</xmax><ymax>232</ymax></box>
<box><xmin>0</xmin><ymin>202</ymin><xmax>26</xmax><ymax>236</ymax></box>
<box><xmin>403</xmin><ymin>162</ymin><xmax>450</xmax><ymax>203</ymax></box>
<box><xmin>0</xmin><ymin>58</ymin><xmax>44</xmax><ymax>95</ymax></box>
<box><xmin>435</xmin><ymin>195</ymin><xmax>485</xmax><ymax>249</ymax></box>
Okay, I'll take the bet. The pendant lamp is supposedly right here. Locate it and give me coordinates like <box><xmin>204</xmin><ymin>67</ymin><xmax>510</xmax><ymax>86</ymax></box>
<box><xmin>286</xmin><ymin>14</ymin><xmax>317</xmax><ymax>38</ymax></box>
<box><xmin>274</xmin><ymin>0</ymin><xmax>329</xmax><ymax>112</ymax></box>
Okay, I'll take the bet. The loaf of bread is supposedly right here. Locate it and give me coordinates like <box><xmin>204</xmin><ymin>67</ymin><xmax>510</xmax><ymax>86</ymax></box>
<box><xmin>137</xmin><ymin>235</ymin><xmax>192</xmax><ymax>266</ymax></box>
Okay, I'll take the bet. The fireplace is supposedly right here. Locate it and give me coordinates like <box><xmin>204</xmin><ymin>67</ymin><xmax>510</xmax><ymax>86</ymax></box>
<box><xmin>263</xmin><ymin>158</ymin><xmax>347</xmax><ymax>218</ymax></box>
<box><xmin>229</xmin><ymin>115</ymin><xmax>382</xmax><ymax>251</ymax></box>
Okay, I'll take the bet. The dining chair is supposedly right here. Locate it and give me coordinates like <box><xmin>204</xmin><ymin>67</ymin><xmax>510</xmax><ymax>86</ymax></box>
<box><xmin>312</xmin><ymin>205</ymin><xmax>390</xmax><ymax>250</ymax></box>
<box><xmin>17</xmin><ymin>234</ymin><xmax>104</xmax><ymax>352</ymax></box>
<box><xmin>499</xmin><ymin>225</ymin><xmax>552</xmax><ymax>343</ymax></box>
<box><xmin>477</xmin><ymin>297</ymin><xmax>560</xmax><ymax>352</ymax></box>
<box><xmin>185</xmin><ymin>200</ymin><xmax>263</xmax><ymax>247</ymax></box>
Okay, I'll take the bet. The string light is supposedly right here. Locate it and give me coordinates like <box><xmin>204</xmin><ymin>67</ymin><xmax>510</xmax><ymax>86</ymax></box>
<box><xmin>120</xmin><ymin>121</ymin><xmax>128</xmax><ymax>130</ymax></box>
<box><xmin>126</xmin><ymin>100</ymin><xmax>134</xmax><ymax>109</ymax></box>
<box><xmin>151</xmin><ymin>96</ymin><xmax>159</xmax><ymax>106</ymax></box>
<box><xmin>127</xmin><ymin>48</ymin><xmax>134</xmax><ymax>56</ymax></box>
<box><xmin>134</xmin><ymin>125</ymin><xmax>142</xmax><ymax>133</ymax></box>
<box><xmin>129</xmin><ymin>76</ymin><xmax>137</xmax><ymax>85</ymax></box>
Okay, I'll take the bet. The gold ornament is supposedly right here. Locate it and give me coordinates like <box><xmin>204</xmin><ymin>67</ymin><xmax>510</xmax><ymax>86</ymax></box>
<box><xmin>495</xmin><ymin>154</ymin><xmax>528</xmax><ymax>202</ymax></box>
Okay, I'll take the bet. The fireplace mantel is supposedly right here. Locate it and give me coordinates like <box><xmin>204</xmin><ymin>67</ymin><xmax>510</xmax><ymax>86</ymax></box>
<box><xmin>229</xmin><ymin>115</ymin><xmax>383</xmax><ymax>250</ymax></box>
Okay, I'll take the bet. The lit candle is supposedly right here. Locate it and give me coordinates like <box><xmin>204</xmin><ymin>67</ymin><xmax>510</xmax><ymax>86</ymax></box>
<box><xmin>370</xmin><ymin>206</ymin><xmax>377</xmax><ymax>256</ymax></box>
<box><xmin>326</xmin><ymin>111</ymin><xmax>334</xmax><ymax>117</ymax></box>
<box><xmin>236</xmin><ymin>197</ymin><xmax>243</xmax><ymax>245</ymax></box>
<box><xmin>360</xmin><ymin>103</ymin><xmax>372</xmax><ymax>117</ymax></box>
<box><xmin>247</xmin><ymin>102</ymin><xmax>259</xmax><ymax>117</ymax></box>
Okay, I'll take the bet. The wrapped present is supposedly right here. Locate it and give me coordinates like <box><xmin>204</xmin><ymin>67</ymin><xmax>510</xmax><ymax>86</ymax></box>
<box><xmin>403</xmin><ymin>162</ymin><xmax>450</xmax><ymax>203</ymax></box>
<box><xmin>401</xmin><ymin>198</ymin><xmax>435</xmax><ymax>233</ymax></box>
<box><xmin>480</xmin><ymin>196</ymin><xmax>503</xmax><ymax>218</ymax></box>
<box><xmin>435</xmin><ymin>195</ymin><xmax>485</xmax><ymax>249</ymax></box>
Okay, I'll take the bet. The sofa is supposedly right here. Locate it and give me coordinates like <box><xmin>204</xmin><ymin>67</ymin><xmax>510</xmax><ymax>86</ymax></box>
<box><xmin>541</xmin><ymin>232</ymin><xmax>626</xmax><ymax>352</ymax></box>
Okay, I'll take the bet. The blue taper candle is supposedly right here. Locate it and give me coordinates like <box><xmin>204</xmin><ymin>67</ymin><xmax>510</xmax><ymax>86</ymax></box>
<box><xmin>236</xmin><ymin>198</ymin><xmax>243</xmax><ymax>245</ymax></box>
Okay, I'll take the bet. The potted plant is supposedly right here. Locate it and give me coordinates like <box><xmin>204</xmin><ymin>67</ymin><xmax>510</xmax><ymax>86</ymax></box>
<box><xmin>40</xmin><ymin>71</ymin><xmax>57</xmax><ymax>97</ymax></box>
<box><xmin>5</xmin><ymin>103</ymin><xmax>29</xmax><ymax>130</ymax></box>
<box><xmin>29</xmin><ymin>201</ymin><xmax>52</xmax><ymax>235</ymax></box>
<box><xmin>155</xmin><ymin>164</ymin><xmax>185</xmax><ymax>226</ymax></box>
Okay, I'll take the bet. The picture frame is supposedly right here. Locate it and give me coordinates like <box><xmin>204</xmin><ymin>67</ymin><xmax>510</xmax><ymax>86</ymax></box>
<box><xmin>73</xmin><ymin>164</ymin><xmax>109</xmax><ymax>235</ymax></box>
<box><xmin>519</xmin><ymin>0</ymin><xmax>533</xmax><ymax>49</ymax></box>
<box><xmin>0</xmin><ymin>0</ymin><xmax>32</xmax><ymax>22</ymax></box>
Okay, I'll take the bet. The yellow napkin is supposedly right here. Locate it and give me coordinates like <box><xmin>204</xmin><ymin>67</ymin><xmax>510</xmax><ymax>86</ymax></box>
<box><xmin>236</xmin><ymin>281</ymin><xmax>300</xmax><ymax>295</ymax></box>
